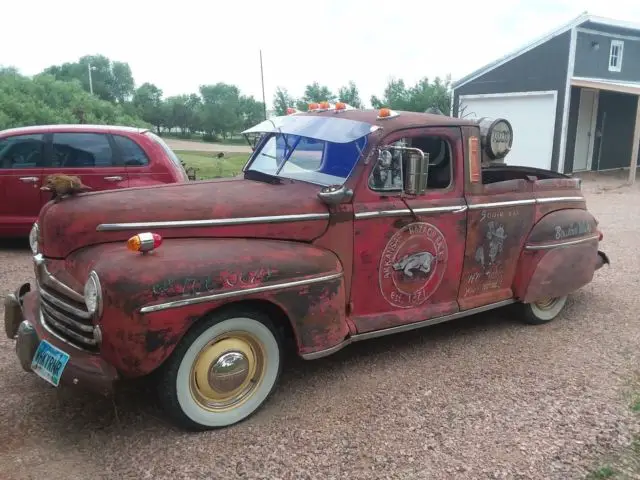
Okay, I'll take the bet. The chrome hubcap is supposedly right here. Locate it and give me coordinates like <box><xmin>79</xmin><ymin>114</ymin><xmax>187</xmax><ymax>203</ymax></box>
<box><xmin>209</xmin><ymin>351</ymin><xmax>250</xmax><ymax>394</ymax></box>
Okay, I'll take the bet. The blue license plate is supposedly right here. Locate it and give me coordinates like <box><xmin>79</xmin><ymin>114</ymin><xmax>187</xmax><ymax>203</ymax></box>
<box><xmin>30</xmin><ymin>340</ymin><xmax>70</xmax><ymax>387</ymax></box>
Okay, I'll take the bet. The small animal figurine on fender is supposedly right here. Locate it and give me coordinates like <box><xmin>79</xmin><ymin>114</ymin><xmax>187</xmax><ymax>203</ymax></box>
<box><xmin>40</xmin><ymin>174</ymin><xmax>92</xmax><ymax>203</ymax></box>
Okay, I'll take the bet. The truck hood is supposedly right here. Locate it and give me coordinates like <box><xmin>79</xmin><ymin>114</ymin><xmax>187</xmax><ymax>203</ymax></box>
<box><xmin>39</xmin><ymin>177</ymin><xmax>330</xmax><ymax>258</ymax></box>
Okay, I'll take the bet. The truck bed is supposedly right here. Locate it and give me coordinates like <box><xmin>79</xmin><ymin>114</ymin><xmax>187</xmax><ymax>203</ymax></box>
<box><xmin>481</xmin><ymin>164</ymin><xmax>570</xmax><ymax>184</ymax></box>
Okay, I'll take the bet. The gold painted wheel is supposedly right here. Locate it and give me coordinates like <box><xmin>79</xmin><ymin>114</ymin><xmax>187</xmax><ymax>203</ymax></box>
<box><xmin>533</xmin><ymin>297</ymin><xmax>556</xmax><ymax>310</ymax></box>
<box><xmin>189</xmin><ymin>332</ymin><xmax>266</xmax><ymax>412</ymax></box>
<box><xmin>521</xmin><ymin>295</ymin><xmax>568</xmax><ymax>325</ymax></box>
<box><xmin>161</xmin><ymin>311</ymin><xmax>282</xmax><ymax>430</ymax></box>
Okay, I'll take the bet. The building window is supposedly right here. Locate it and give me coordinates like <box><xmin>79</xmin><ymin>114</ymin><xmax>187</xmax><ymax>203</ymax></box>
<box><xmin>609</xmin><ymin>40</ymin><xmax>624</xmax><ymax>72</ymax></box>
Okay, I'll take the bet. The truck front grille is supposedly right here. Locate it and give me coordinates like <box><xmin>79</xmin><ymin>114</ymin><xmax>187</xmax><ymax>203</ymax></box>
<box><xmin>37</xmin><ymin>282</ymin><xmax>99</xmax><ymax>352</ymax></box>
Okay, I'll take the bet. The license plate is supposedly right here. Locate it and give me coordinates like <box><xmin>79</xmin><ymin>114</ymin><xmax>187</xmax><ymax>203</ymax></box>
<box><xmin>30</xmin><ymin>340</ymin><xmax>70</xmax><ymax>387</ymax></box>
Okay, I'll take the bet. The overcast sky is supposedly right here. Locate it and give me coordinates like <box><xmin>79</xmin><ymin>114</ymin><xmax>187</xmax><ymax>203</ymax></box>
<box><xmin>3</xmin><ymin>0</ymin><xmax>640</xmax><ymax>109</ymax></box>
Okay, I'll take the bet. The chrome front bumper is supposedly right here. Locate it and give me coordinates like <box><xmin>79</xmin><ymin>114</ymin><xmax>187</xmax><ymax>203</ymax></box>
<box><xmin>3</xmin><ymin>283</ymin><xmax>118</xmax><ymax>395</ymax></box>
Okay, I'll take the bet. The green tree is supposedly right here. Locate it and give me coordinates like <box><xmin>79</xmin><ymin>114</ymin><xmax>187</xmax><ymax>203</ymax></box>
<box><xmin>132</xmin><ymin>82</ymin><xmax>164</xmax><ymax>133</ymax></box>
<box><xmin>166</xmin><ymin>95</ymin><xmax>195</xmax><ymax>136</ymax></box>
<box><xmin>239</xmin><ymin>95</ymin><xmax>265</xmax><ymax>129</ymax></box>
<box><xmin>272</xmin><ymin>86</ymin><xmax>295</xmax><ymax>116</ymax></box>
<box><xmin>199</xmin><ymin>82</ymin><xmax>242</xmax><ymax>140</ymax></box>
<box><xmin>337</xmin><ymin>81</ymin><xmax>363</xmax><ymax>108</ymax></box>
<box><xmin>371</xmin><ymin>78</ymin><xmax>411</xmax><ymax>110</ymax></box>
<box><xmin>296</xmin><ymin>82</ymin><xmax>335</xmax><ymax>110</ymax></box>
<box><xmin>109</xmin><ymin>61</ymin><xmax>135</xmax><ymax>103</ymax></box>
<box><xmin>371</xmin><ymin>76</ymin><xmax>451</xmax><ymax>113</ymax></box>
<box><xmin>0</xmin><ymin>69</ymin><xmax>147</xmax><ymax>130</ymax></box>
<box><xmin>185</xmin><ymin>93</ymin><xmax>203</xmax><ymax>134</ymax></box>
<box><xmin>42</xmin><ymin>54</ymin><xmax>135</xmax><ymax>103</ymax></box>
<box><xmin>407</xmin><ymin>76</ymin><xmax>451</xmax><ymax>114</ymax></box>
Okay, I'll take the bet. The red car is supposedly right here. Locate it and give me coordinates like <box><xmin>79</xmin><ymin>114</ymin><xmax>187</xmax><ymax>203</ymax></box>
<box><xmin>0</xmin><ymin>124</ymin><xmax>189</xmax><ymax>237</ymax></box>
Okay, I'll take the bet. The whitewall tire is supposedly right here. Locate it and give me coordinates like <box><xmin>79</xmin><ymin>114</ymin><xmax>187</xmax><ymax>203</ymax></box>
<box><xmin>521</xmin><ymin>295</ymin><xmax>568</xmax><ymax>325</ymax></box>
<box><xmin>157</xmin><ymin>307</ymin><xmax>282</xmax><ymax>431</ymax></box>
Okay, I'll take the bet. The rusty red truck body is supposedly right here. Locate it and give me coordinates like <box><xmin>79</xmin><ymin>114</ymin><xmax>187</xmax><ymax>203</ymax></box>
<box><xmin>4</xmin><ymin>105</ymin><xmax>610</xmax><ymax>430</ymax></box>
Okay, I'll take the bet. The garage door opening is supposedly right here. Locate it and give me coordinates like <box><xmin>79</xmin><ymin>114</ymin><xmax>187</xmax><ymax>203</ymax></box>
<box><xmin>458</xmin><ymin>91</ymin><xmax>558</xmax><ymax>171</ymax></box>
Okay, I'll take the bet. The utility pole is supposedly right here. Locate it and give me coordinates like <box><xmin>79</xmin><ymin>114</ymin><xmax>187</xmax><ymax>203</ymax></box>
<box><xmin>260</xmin><ymin>50</ymin><xmax>267</xmax><ymax>120</ymax></box>
<box><xmin>87</xmin><ymin>63</ymin><xmax>96</xmax><ymax>95</ymax></box>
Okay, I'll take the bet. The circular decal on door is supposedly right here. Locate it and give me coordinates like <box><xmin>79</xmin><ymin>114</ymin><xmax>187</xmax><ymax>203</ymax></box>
<box><xmin>379</xmin><ymin>222</ymin><xmax>448</xmax><ymax>309</ymax></box>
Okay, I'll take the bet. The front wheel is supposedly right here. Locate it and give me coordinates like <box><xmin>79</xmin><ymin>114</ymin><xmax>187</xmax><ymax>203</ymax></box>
<box><xmin>520</xmin><ymin>295</ymin><xmax>568</xmax><ymax>325</ymax></box>
<box><xmin>157</xmin><ymin>308</ymin><xmax>283</xmax><ymax>431</ymax></box>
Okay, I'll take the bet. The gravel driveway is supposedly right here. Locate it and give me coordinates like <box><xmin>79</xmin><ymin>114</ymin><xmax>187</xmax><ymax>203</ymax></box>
<box><xmin>1</xmin><ymin>175</ymin><xmax>639</xmax><ymax>480</ymax></box>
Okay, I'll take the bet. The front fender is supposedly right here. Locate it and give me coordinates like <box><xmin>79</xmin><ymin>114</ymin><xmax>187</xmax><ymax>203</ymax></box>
<box><xmin>512</xmin><ymin>208</ymin><xmax>601</xmax><ymax>303</ymax></box>
<box><xmin>66</xmin><ymin>238</ymin><xmax>347</xmax><ymax>377</ymax></box>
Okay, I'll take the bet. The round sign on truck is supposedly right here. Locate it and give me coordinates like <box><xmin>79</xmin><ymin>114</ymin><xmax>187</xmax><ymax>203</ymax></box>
<box><xmin>476</xmin><ymin>117</ymin><xmax>514</xmax><ymax>160</ymax></box>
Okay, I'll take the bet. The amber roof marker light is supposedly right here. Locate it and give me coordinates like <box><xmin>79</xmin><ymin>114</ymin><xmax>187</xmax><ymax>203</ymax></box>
<box><xmin>377</xmin><ymin>108</ymin><xmax>399</xmax><ymax>120</ymax></box>
<box><xmin>127</xmin><ymin>232</ymin><xmax>163</xmax><ymax>254</ymax></box>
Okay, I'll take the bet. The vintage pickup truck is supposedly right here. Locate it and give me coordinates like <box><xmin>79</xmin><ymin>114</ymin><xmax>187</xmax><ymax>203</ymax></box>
<box><xmin>4</xmin><ymin>103</ymin><xmax>609</xmax><ymax>431</ymax></box>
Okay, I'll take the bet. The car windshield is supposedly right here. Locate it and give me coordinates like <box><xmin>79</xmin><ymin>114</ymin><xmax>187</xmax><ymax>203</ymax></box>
<box><xmin>247</xmin><ymin>133</ymin><xmax>368</xmax><ymax>186</ymax></box>
<box><xmin>244</xmin><ymin>115</ymin><xmax>376</xmax><ymax>186</ymax></box>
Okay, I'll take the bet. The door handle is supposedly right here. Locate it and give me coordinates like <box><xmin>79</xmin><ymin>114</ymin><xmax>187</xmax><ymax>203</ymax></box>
<box><xmin>103</xmin><ymin>176</ymin><xmax>123</xmax><ymax>182</ymax></box>
<box><xmin>19</xmin><ymin>176</ymin><xmax>38</xmax><ymax>183</ymax></box>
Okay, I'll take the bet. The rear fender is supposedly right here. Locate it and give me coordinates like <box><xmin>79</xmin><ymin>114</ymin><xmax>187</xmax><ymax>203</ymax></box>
<box><xmin>512</xmin><ymin>209</ymin><xmax>601</xmax><ymax>303</ymax></box>
<box><xmin>66</xmin><ymin>238</ymin><xmax>348</xmax><ymax>377</ymax></box>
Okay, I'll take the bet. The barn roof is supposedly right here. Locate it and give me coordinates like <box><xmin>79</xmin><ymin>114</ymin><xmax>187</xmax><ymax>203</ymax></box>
<box><xmin>452</xmin><ymin>12</ymin><xmax>640</xmax><ymax>90</ymax></box>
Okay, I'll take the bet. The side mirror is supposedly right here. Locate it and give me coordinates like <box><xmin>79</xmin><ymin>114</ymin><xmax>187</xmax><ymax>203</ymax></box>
<box><xmin>403</xmin><ymin>148</ymin><xmax>429</xmax><ymax>195</ymax></box>
<box><xmin>370</xmin><ymin>145</ymin><xmax>429</xmax><ymax>195</ymax></box>
<box><xmin>317</xmin><ymin>184</ymin><xmax>354</xmax><ymax>205</ymax></box>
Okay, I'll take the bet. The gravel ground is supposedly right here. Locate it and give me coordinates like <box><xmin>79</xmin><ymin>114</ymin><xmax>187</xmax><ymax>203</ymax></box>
<box><xmin>1</xmin><ymin>174</ymin><xmax>639</xmax><ymax>480</ymax></box>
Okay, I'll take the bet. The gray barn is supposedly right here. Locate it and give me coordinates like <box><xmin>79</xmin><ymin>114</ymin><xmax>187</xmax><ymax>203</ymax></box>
<box><xmin>451</xmin><ymin>12</ymin><xmax>640</xmax><ymax>177</ymax></box>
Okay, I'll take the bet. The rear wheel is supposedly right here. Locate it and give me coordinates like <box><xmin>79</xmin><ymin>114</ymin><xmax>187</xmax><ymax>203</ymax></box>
<box><xmin>157</xmin><ymin>307</ymin><xmax>282</xmax><ymax>431</ymax></box>
<box><xmin>520</xmin><ymin>295</ymin><xmax>568</xmax><ymax>325</ymax></box>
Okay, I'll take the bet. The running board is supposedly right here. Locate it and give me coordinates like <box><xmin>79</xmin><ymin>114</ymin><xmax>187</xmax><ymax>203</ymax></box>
<box><xmin>301</xmin><ymin>299</ymin><xmax>516</xmax><ymax>360</ymax></box>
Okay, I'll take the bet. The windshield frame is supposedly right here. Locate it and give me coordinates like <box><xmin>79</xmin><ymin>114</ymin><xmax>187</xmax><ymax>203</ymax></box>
<box><xmin>242</xmin><ymin>114</ymin><xmax>377</xmax><ymax>187</ymax></box>
<box><xmin>244</xmin><ymin>130</ymin><xmax>369</xmax><ymax>187</ymax></box>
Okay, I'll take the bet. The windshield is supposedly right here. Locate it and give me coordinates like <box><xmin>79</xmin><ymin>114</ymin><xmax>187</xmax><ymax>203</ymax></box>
<box><xmin>243</xmin><ymin>114</ymin><xmax>377</xmax><ymax>186</ymax></box>
<box><xmin>247</xmin><ymin>132</ymin><xmax>368</xmax><ymax>186</ymax></box>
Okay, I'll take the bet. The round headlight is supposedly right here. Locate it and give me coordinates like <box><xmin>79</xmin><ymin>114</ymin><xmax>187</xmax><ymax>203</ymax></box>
<box><xmin>84</xmin><ymin>271</ymin><xmax>103</xmax><ymax>317</ymax></box>
<box><xmin>29</xmin><ymin>223</ymin><xmax>39</xmax><ymax>255</ymax></box>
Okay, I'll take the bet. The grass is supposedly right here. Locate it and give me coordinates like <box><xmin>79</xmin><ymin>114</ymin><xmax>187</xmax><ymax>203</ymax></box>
<box><xmin>586</xmin><ymin>466</ymin><xmax>617</xmax><ymax>479</ymax></box>
<box><xmin>174</xmin><ymin>150</ymin><xmax>249</xmax><ymax>180</ymax></box>
<box><xmin>584</xmin><ymin>375</ymin><xmax>640</xmax><ymax>479</ymax></box>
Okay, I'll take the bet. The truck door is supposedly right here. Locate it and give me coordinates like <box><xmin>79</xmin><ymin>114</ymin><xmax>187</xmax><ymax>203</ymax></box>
<box><xmin>349</xmin><ymin>126</ymin><xmax>468</xmax><ymax>334</ymax></box>
<box><xmin>457</xmin><ymin>130</ymin><xmax>536</xmax><ymax>311</ymax></box>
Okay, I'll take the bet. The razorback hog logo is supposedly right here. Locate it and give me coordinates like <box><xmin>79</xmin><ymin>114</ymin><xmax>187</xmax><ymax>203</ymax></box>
<box><xmin>379</xmin><ymin>222</ymin><xmax>448</xmax><ymax>309</ymax></box>
<box><xmin>393</xmin><ymin>252</ymin><xmax>434</xmax><ymax>278</ymax></box>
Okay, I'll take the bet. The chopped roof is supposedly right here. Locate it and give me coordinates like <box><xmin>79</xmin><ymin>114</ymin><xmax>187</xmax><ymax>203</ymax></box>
<box><xmin>302</xmin><ymin>108</ymin><xmax>478</xmax><ymax>129</ymax></box>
